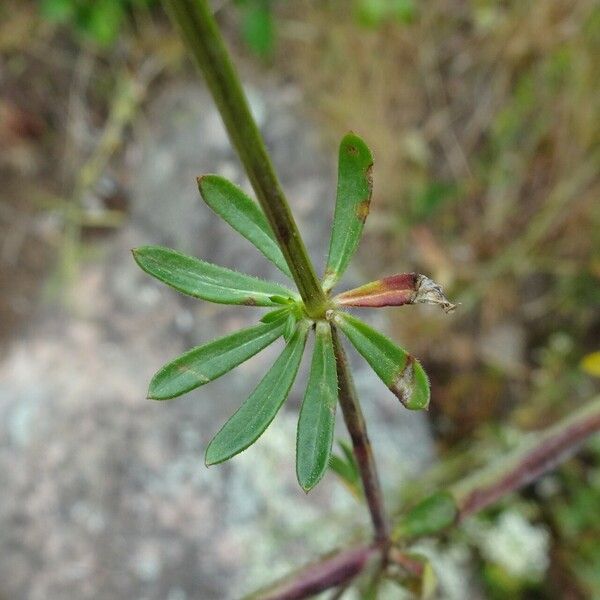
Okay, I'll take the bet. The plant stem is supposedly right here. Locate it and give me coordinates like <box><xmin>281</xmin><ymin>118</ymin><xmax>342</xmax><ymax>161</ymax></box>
<box><xmin>165</xmin><ymin>0</ymin><xmax>389</xmax><ymax>559</ymax></box>
<box><xmin>163</xmin><ymin>0</ymin><xmax>327</xmax><ymax>317</ymax></box>
<box><xmin>244</xmin><ymin>544</ymin><xmax>378</xmax><ymax>600</ymax></box>
<box><xmin>246</xmin><ymin>395</ymin><xmax>600</xmax><ymax>598</ymax></box>
<box><xmin>451</xmin><ymin>395</ymin><xmax>600</xmax><ymax>519</ymax></box>
<box><xmin>332</xmin><ymin>327</ymin><xmax>390</xmax><ymax>543</ymax></box>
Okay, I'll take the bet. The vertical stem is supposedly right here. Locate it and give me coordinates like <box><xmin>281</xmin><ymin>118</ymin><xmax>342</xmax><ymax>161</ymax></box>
<box><xmin>163</xmin><ymin>0</ymin><xmax>327</xmax><ymax>317</ymax></box>
<box><xmin>165</xmin><ymin>0</ymin><xmax>390</xmax><ymax>553</ymax></box>
<box><xmin>332</xmin><ymin>328</ymin><xmax>390</xmax><ymax>543</ymax></box>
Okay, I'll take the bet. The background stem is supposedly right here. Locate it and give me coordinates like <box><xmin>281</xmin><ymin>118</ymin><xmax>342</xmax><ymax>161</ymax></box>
<box><xmin>451</xmin><ymin>395</ymin><xmax>600</xmax><ymax>519</ymax></box>
<box><xmin>332</xmin><ymin>327</ymin><xmax>390</xmax><ymax>543</ymax></box>
<box><xmin>163</xmin><ymin>0</ymin><xmax>327</xmax><ymax>317</ymax></box>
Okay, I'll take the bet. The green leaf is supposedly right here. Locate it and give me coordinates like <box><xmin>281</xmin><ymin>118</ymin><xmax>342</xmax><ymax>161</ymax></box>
<box><xmin>269</xmin><ymin>295</ymin><xmax>295</xmax><ymax>305</ymax></box>
<box><xmin>197</xmin><ymin>175</ymin><xmax>292</xmax><ymax>278</ymax></box>
<box><xmin>393</xmin><ymin>491</ymin><xmax>458</xmax><ymax>540</ymax></box>
<box><xmin>205</xmin><ymin>320</ymin><xmax>310</xmax><ymax>465</ymax></box>
<box><xmin>296</xmin><ymin>321</ymin><xmax>338</xmax><ymax>491</ymax></box>
<box><xmin>331</xmin><ymin>312</ymin><xmax>430</xmax><ymax>410</ymax></box>
<box><xmin>329</xmin><ymin>440</ymin><xmax>361</xmax><ymax>499</ymax></box>
<box><xmin>329</xmin><ymin>454</ymin><xmax>356</xmax><ymax>486</ymax></box>
<box><xmin>132</xmin><ymin>246</ymin><xmax>296</xmax><ymax>307</ymax></box>
<box><xmin>339</xmin><ymin>438</ymin><xmax>358</xmax><ymax>471</ymax></box>
<box><xmin>40</xmin><ymin>0</ymin><xmax>75</xmax><ymax>21</ymax></box>
<box><xmin>85</xmin><ymin>0</ymin><xmax>124</xmax><ymax>46</ymax></box>
<box><xmin>323</xmin><ymin>133</ymin><xmax>374</xmax><ymax>291</ymax></box>
<box><xmin>148</xmin><ymin>318</ymin><xmax>287</xmax><ymax>400</ymax></box>
<box><xmin>260</xmin><ymin>307</ymin><xmax>290</xmax><ymax>323</ymax></box>
<box><xmin>283</xmin><ymin>312</ymin><xmax>297</xmax><ymax>342</ymax></box>
<box><xmin>241</xmin><ymin>0</ymin><xmax>275</xmax><ymax>58</ymax></box>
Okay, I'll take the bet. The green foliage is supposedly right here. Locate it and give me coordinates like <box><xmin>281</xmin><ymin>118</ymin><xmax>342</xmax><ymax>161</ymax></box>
<box><xmin>354</xmin><ymin>0</ymin><xmax>416</xmax><ymax>28</ymax></box>
<box><xmin>329</xmin><ymin>440</ymin><xmax>361</xmax><ymax>498</ymax></box>
<box><xmin>39</xmin><ymin>0</ymin><xmax>155</xmax><ymax>46</ymax></box>
<box><xmin>198</xmin><ymin>175</ymin><xmax>292</xmax><ymax>277</ymax></box>
<box><xmin>148</xmin><ymin>318</ymin><xmax>287</xmax><ymax>400</ymax></box>
<box><xmin>205</xmin><ymin>320</ymin><xmax>309</xmax><ymax>465</ymax></box>
<box><xmin>135</xmin><ymin>132</ymin><xmax>444</xmax><ymax>488</ymax></box>
<box><xmin>132</xmin><ymin>246</ymin><xmax>296</xmax><ymax>306</ymax></box>
<box><xmin>296</xmin><ymin>321</ymin><xmax>338</xmax><ymax>491</ymax></box>
<box><xmin>238</xmin><ymin>0</ymin><xmax>275</xmax><ymax>59</ymax></box>
<box><xmin>331</xmin><ymin>311</ymin><xmax>430</xmax><ymax>409</ymax></box>
<box><xmin>548</xmin><ymin>447</ymin><xmax>600</xmax><ymax>597</ymax></box>
<box><xmin>323</xmin><ymin>133</ymin><xmax>374</xmax><ymax>291</ymax></box>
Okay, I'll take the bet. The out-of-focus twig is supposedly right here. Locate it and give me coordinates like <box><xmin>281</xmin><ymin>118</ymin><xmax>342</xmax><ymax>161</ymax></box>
<box><xmin>451</xmin><ymin>395</ymin><xmax>600</xmax><ymax>519</ymax></box>
<box><xmin>244</xmin><ymin>544</ymin><xmax>379</xmax><ymax>600</ymax></box>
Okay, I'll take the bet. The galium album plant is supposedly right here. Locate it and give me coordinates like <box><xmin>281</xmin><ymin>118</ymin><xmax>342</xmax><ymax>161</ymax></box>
<box><xmin>134</xmin><ymin>131</ymin><xmax>454</xmax><ymax>487</ymax></box>
<box><xmin>132</xmin><ymin>1</ymin><xmax>600</xmax><ymax>597</ymax></box>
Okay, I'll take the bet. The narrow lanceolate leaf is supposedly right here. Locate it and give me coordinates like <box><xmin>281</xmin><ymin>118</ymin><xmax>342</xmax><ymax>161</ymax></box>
<box><xmin>283</xmin><ymin>312</ymin><xmax>297</xmax><ymax>342</ymax></box>
<box><xmin>205</xmin><ymin>320</ymin><xmax>310</xmax><ymax>465</ymax></box>
<box><xmin>322</xmin><ymin>133</ymin><xmax>374</xmax><ymax>291</ymax></box>
<box><xmin>132</xmin><ymin>246</ymin><xmax>296</xmax><ymax>306</ymax></box>
<box><xmin>296</xmin><ymin>321</ymin><xmax>338</xmax><ymax>491</ymax></box>
<box><xmin>148</xmin><ymin>318</ymin><xmax>287</xmax><ymax>400</ymax></box>
<box><xmin>334</xmin><ymin>273</ymin><xmax>456</xmax><ymax>313</ymax></box>
<box><xmin>331</xmin><ymin>311</ymin><xmax>430</xmax><ymax>410</ymax></box>
<box><xmin>329</xmin><ymin>439</ymin><xmax>361</xmax><ymax>498</ymax></box>
<box><xmin>260</xmin><ymin>307</ymin><xmax>290</xmax><ymax>323</ymax></box>
<box><xmin>329</xmin><ymin>441</ymin><xmax>365</xmax><ymax>502</ymax></box>
<box><xmin>197</xmin><ymin>175</ymin><xmax>292</xmax><ymax>278</ymax></box>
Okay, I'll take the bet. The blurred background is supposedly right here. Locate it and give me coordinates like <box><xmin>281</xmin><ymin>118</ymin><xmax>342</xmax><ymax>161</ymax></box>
<box><xmin>0</xmin><ymin>0</ymin><xmax>599</xmax><ymax>598</ymax></box>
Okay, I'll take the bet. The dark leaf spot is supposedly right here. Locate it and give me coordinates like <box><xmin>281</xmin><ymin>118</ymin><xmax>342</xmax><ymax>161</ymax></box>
<box><xmin>356</xmin><ymin>200</ymin><xmax>370</xmax><ymax>222</ymax></box>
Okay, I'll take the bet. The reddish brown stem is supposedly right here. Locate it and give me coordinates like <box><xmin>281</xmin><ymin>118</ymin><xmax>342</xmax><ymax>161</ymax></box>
<box><xmin>452</xmin><ymin>396</ymin><xmax>600</xmax><ymax>519</ymax></box>
<box><xmin>387</xmin><ymin>547</ymin><xmax>425</xmax><ymax>577</ymax></box>
<box><xmin>244</xmin><ymin>544</ymin><xmax>378</xmax><ymax>600</ymax></box>
<box><xmin>332</xmin><ymin>327</ymin><xmax>391</xmax><ymax>544</ymax></box>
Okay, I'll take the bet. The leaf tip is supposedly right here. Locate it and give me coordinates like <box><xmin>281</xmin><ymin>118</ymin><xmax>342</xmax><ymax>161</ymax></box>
<box><xmin>196</xmin><ymin>173</ymin><xmax>214</xmax><ymax>188</ymax></box>
<box><xmin>298</xmin><ymin>473</ymin><xmax>321</xmax><ymax>494</ymax></box>
<box><xmin>415</xmin><ymin>275</ymin><xmax>456</xmax><ymax>314</ymax></box>
<box><xmin>204</xmin><ymin>448</ymin><xmax>218</xmax><ymax>467</ymax></box>
<box><xmin>390</xmin><ymin>356</ymin><xmax>430</xmax><ymax>410</ymax></box>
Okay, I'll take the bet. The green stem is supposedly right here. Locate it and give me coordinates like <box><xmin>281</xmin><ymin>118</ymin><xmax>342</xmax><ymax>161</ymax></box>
<box><xmin>332</xmin><ymin>327</ymin><xmax>390</xmax><ymax>543</ymax></box>
<box><xmin>163</xmin><ymin>0</ymin><xmax>327</xmax><ymax>317</ymax></box>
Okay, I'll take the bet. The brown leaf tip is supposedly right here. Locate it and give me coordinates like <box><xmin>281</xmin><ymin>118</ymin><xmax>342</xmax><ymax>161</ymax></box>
<box><xmin>355</xmin><ymin>199</ymin><xmax>371</xmax><ymax>222</ymax></box>
<box><xmin>414</xmin><ymin>275</ymin><xmax>456</xmax><ymax>313</ymax></box>
<box><xmin>365</xmin><ymin>163</ymin><xmax>374</xmax><ymax>188</ymax></box>
<box><xmin>390</xmin><ymin>356</ymin><xmax>415</xmax><ymax>408</ymax></box>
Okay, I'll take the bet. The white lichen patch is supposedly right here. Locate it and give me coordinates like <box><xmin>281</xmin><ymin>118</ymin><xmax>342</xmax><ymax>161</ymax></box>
<box><xmin>465</xmin><ymin>510</ymin><xmax>550</xmax><ymax>580</ymax></box>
